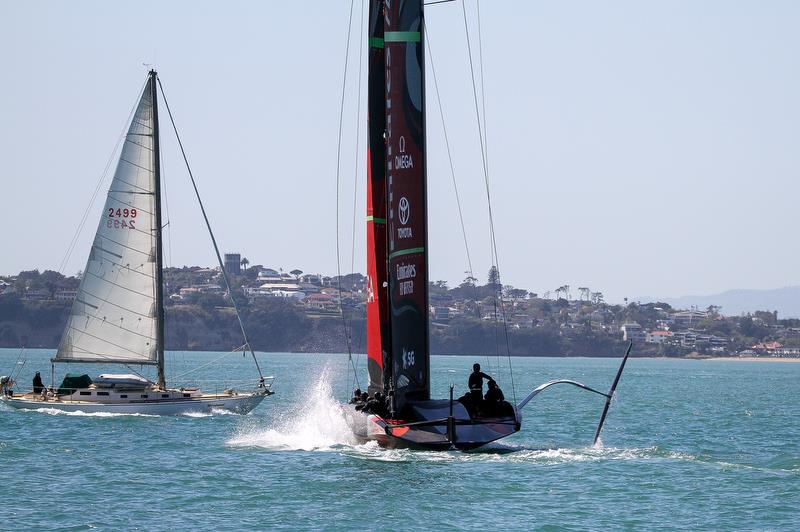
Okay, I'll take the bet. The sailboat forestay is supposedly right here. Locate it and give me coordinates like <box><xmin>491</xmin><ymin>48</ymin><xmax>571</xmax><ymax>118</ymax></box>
<box><xmin>342</xmin><ymin>0</ymin><xmax>630</xmax><ymax>450</ymax></box>
<box><xmin>1</xmin><ymin>70</ymin><xmax>272</xmax><ymax>415</ymax></box>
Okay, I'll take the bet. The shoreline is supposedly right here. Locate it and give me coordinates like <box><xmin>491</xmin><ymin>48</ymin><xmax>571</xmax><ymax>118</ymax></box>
<box><xmin>705</xmin><ymin>356</ymin><xmax>800</xmax><ymax>363</ymax></box>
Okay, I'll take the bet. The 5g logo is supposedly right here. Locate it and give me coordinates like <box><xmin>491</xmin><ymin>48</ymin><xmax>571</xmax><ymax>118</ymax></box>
<box><xmin>402</xmin><ymin>348</ymin><xmax>415</xmax><ymax>369</ymax></box>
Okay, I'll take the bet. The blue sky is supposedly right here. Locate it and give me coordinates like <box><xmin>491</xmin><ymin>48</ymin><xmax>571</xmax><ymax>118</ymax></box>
<box><xmin>1</xmin><ymin>0</ymin><xmax>798</xmax><ymax>302</ymax></box>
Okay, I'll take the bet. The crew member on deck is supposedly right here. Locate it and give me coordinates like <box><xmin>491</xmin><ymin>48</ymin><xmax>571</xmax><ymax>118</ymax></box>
<box><xmin>484</xmin><ymin>380</ymin><xmax>505</xmax><ymax>403</ymax></box>
<box><xmin>468</xmin><ymin>363</ymin><xmax>494</xmax><ymax>404</ymax></box>
<box><xmin>0</xmin><ymin>375</ymin><xmax>13</xmax><ymax>396</ymax></box>
<box><xmin>32</xmin><ymin>371</ymin><xmax>44</xmax><ymax>395</ymax></box>
<box><xmin>349</xmin><ymin>388</ymin><xmax>362</xmax><ymax>404</ymax></box>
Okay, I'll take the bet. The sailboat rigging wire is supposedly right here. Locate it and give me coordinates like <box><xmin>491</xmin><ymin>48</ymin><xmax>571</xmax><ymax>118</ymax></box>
<box><xmin>160</xmin><ymin>138</ymin><xmax>173</xmax><ymax>268</ymax></box>
<box><xmin>335</xmin><ymin>0</ymin><xmax>361</xmax><ymax>392</ymax></box>
<box><xmin>423</xmin><ymin>25</ymin><xmax>475</xmax><ymax>293</ymax></box>
<box><xmin>58</xmin><ymin>77</ymin><xmax>148</xmax><ymax>275</ymax></box>
<box><xmin>460</xmin><ymin>0</ymin><xmax>515</xmax><ymax>404</ymax></box>
<box><xmin>350</xmin><ymin>0</ymin><xmax>367</xmax><ymax>379</ymax></box>
<box><xmin>475</xmin><ymin>0</ymin><xmax>500</xmax><ymax>379</ymax></box>
<box><xmin>170</xmin><ymin>347</ymin><xmax>241</xmax><ymax>381</ymax></box>
<box><xmin>156</xmin><ymin>78</ymin><xmax>266</xmax><ymax>385</ymax></box>
<box><xmin>424</xmin><ymin>22</ymin><xmax>491</xmax><ymax>372</ymax></box>
<box><xmin>477</xmin><ymin>0</ymin><xmax>489</xmax><ymax>165</ymax></box>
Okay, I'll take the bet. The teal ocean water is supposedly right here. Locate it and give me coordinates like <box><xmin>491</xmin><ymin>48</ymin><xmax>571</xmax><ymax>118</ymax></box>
<box><xmin>1</xmin><ymin>348</ymin><xmax>798</xmax><ymax>530</ymax></box>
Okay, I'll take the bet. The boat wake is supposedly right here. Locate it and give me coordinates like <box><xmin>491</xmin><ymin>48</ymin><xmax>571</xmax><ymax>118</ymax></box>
<box><xmin>181</xmin><ymin>408</ymin><xmax>240</xmax><ymax>418</ymax></box>
<box><xmin>18</xmin><ymin>407</ymin><xmax>158</xmax><ymax>418</ymax></box>
<box><xmin>228</xmin><ymin>373</ymin><xmax>359</xmax><ymax>451</ymax></box>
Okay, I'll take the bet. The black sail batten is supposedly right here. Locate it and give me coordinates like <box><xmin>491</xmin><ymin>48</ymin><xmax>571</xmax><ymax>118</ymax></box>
<box><xmin>385</xmin><ymin>0</ymin><xmax>429</xmax><ymax>413</ymax></box>
<box><xmin>150</xmin><ymin>70</ymin><xmax>167</xmax><ymax>390</ymax></box>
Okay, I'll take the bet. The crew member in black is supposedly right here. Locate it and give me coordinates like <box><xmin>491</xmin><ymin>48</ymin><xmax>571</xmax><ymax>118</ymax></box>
<box><xmin>355</xmin><ymin>392</ymin><xmax>371</xmax><ymax>412</ymax></box>
<box><xmin>468</xmin><ymin>363</ymin><xmax>494</xmax><ymax>404</ymax></box>
<box><xmin>32</xmin><ymin>371</ymin><xmax>44</xmax><ymax>395</ymax></box>
<box><xmin>371</xmin><ymin>391</ymin><xmax>389</xmax><ymax>418</ymax></box>
<box><xmin>349</xmin><ymin>388</ymin><xmax>362</xmax><ymax>404</ymax></box>
<box><xmin>484</xmin><ymin>380</ymin><xmax>505</xmax><ymax>403</ymax></box>
<box><xmin>359</xmin><ymin>391</ymin><xmax>389</xmax><ymax>417</ymax></box>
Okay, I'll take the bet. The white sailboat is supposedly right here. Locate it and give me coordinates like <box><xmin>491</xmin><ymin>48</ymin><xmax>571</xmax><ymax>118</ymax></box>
<box><xmin>1</xmin><ymin>70</ymin><xmax>272</xmax><ymax>415</ymax></box>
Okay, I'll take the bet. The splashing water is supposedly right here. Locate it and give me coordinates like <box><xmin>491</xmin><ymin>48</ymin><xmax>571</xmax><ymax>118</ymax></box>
<box><xmin>228</xmin><ymin>372</ymin><xmax>358</xmax><ymax>451</ymax></box>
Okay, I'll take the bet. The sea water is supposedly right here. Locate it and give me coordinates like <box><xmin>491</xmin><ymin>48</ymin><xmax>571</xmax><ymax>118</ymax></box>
<box><xmin>1</xmin><ymin>348</ymin><xmax>798</xmax><ymax>530</ymax></box>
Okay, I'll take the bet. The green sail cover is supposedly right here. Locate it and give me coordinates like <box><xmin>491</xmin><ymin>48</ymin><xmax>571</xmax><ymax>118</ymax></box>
<box><xmin>57</xmin><ymin>373</ymin><xmax>93</xmax><ymax>395</ymax></box>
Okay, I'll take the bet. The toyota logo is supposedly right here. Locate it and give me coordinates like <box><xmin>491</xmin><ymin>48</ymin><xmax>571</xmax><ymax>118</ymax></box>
<box><xmin>398</xmin><ymin>197</ymin><xmax>410</xmax><ymax>225</ymax></box>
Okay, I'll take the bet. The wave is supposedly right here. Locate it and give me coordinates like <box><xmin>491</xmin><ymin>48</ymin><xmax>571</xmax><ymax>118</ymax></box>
<box><xmin>228</xmin><ymin>371</ymin><xmax>359</xmax><ymax>451</ymax></box>
<box><xmin>18</xmin><ymin>407</ymin><xmax>158</xmax><ymax>418</ymax></box>
<box><xmin>180</xmin><ymin>408</ymin><xmax>240</xmax><ymax>418</ymax></box>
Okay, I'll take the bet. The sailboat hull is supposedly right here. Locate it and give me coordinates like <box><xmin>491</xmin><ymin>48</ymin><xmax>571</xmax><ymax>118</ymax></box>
<box><xmin>342</xmin><ymin>400</ymin><xmax>521</xmax><ymax>451</ymax></box>
<box><xmin>1</xmin><ymin>392</ymin><xmax>267</xmax><ymax>416</ymax></box>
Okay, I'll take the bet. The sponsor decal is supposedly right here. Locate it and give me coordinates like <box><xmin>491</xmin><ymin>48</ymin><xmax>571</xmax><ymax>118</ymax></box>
<box><xmin>397</xmin><ymin>197</ymin><xmax>412</xmax><ymax>239</ymax></box>
<box><xmin>395</xmin><ymin>136</ymin><xmax>413</xmax><ymax>169</ymax></box>
<box><xmin>399</xmin><ymin>196</ymin><xmax>410</xmax><ymax>225</ymax></box>
<box><xmin>402</xmin><ymin>348</ymin><xmax>415</xmax><ymax>369</ymax></box>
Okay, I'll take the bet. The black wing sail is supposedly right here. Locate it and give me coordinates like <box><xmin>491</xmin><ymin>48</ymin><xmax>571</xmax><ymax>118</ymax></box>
<box><xmin>385</xmin><ymin>0</ymin><xmax>429</xmax><ymax>413</ymax></box>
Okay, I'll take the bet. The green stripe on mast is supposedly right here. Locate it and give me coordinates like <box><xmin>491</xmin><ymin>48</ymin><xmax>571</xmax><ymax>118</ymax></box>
<box><xmin>384</xmin><ymin>31</ymin><xmax>420</xmax><ymax>43</ymax></box>
<box><xmin>389</xmin><ymin>247</ymin><xmax>425</xmax><ymax>259</ymax></box>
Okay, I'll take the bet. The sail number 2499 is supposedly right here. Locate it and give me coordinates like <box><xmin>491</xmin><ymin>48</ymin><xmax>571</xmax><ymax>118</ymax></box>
<box><xmin>107</xmin><ymin>208</ymin><xmax>137</xmax><ymax>229</ymax></box>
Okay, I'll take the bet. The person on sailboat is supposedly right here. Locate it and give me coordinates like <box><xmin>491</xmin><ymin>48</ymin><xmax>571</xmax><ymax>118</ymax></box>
<box><xmin>468</xmin><ymin>363</ymin><xmax>494</xmax><ymax>404</ymax></box>
<box><xmin>484</xmin><ymin>380</ymin><xmax>505</xmax><ymax>403</ymax></box>
<box><xmin>358</xmin><ymin>391</ymin><xmax>389</xmax><ymax>417</ymax></box>
<box><xmin>32</xmin><ymin>372</ymin><xmax>44</xmax><ymax>395</ymax></box>
<box><xmin>349</xmin><ymin>388</ymin><xmax>363</xmax><ymax>404</ymax></box>
<box><xmin>0</xmin><ymin>375</ymin><xmax>13</xmax><ymax>396</ymax></box>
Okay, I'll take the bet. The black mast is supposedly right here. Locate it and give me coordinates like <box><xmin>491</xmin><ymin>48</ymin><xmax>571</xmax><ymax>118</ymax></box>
<box><xmin>150</xmin><ymin>69</ymin><xmax>166</xmax><ymax>389</ymax></box>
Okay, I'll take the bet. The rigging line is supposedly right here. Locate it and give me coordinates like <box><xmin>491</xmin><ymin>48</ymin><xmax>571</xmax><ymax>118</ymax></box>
<box><xmin>423</xmin><ymin>24</ymin><xmax>475</xmax><ymax>289</ymax></box>
<box><xmin>350</xmin><ymin>0</ymin><xmax>367</xmax><ymax>379</ymax></box>
<box><xmin>424</xmin><ymin>21</ymin><xmax>491</xmax><ymax>373</ymax></box>
<box><xmin>335</xmin><ymin>0</ymin><xmax>360</xmax><ymax>392</ymax></box>
<box><xmin>350</xmin><ymin>0</ymin><xmax>365</xmax><ymax>277</ymax></box>
<box><xmin>460</xmin><ymin>0</ymin><xmax>516</xmax><ymax>403</ymax></box>
<box><xmin>160</xmin><ymin>134</ymin><xmax>173</xmax><ymax>268</ymax></box>
<box><xmin>474</xmin><ymin>0</ymin><xmax>498</xmax><ymax>378</ymax></box>
<box><xmin>58</xmin><ymin>77</ymin><xmax>149</xmax><ymax>274</ymax></box>
<box><xmin>121</xmin><ymin>364</ymin><xmax>151</xmax><ymax>382</ymax></box>
<box><xmin>156</xmin><ymin>78</ymin><xmax>266</xmax><ymax>384</ymax></box>
<box><xmin>477</xmin><ymin>0</ymin><xmax>489</xmax><ymax>168</ymax></box>
<box><xmin>170</xmin><ymin>347</ymin><xmax>241</xmax><ymax>381</ymax></box>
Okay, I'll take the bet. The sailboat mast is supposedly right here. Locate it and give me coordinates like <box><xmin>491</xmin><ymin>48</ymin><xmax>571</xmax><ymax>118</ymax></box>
<box><xmin>150</xmin><ymin>69</ymin><xmax>167</xmax><ymax>389</ymax></box>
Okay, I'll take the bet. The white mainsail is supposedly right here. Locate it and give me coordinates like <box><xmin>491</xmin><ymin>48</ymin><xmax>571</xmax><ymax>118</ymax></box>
<box><xmin>55</xmin><ymin>79</ymin><xmax>160</xmax><ymax>364</ymax></box>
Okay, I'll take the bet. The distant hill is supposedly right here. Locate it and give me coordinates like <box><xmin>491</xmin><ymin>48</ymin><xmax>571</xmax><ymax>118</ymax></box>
<box><xmin>637</xmin><ymin>286</ymin><xmax>800</xmax><ymax>318</ymax></box>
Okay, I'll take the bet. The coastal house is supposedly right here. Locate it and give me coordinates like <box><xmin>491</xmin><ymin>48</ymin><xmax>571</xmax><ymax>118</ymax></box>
<box><xmin>620</xmin><ymin>322</ymin><xmax>646</xmax><ymax>342</ymax></box>
<box><xmin>670</xmin><ymin>310</ymin><xmax>709</xmax><ymax>327</ymax></box>
<box><xmin>646</xmin><ymin>330</ymin><xmax>673</xmax><ymax>344</ymax></box>
<box><xmin>22</xmin><ymin>288</ymin><xmax>50</xmax><ymax>301</ymax></box>
<box><xmin>54</xmin><ymin>288</ymin><xmax>78</xmax><ymax>302</ymax></box>
<box><xmin>303</xmin><ymin>292</ymin><xmax>338</xmax><ymax>314</ymax></box>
